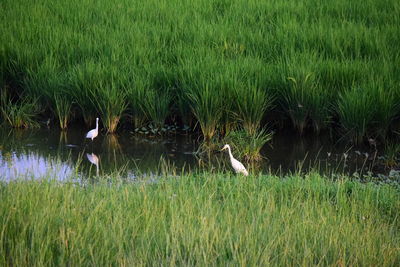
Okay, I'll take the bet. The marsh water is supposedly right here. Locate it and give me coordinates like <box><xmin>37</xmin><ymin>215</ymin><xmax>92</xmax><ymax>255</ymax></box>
<box><xmin>0</xmin><ymin>127</ymin><xmax>388</xmax><ymax>182</ymax></box>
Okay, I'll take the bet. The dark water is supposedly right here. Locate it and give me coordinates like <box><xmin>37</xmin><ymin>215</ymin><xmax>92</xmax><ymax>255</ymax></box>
<box><xmin>0</xmin><ymin>127</ymin><xmax>388</xmax><ymax>182</ymax></box>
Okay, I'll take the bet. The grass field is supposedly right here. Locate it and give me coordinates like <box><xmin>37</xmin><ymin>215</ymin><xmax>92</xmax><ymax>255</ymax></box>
<box><xmin>0</xmin><ymin>173</ymin><xmax>399</xmax><ymax>266</ymax></box>
<box><xmin>1</xmin><ymin>0</ymin><xmax>400</xmax><ymax>140</ymax></box>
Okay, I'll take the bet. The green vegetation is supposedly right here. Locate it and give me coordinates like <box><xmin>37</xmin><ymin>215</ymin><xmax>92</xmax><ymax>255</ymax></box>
<box><xmin>52</xmin><ymin>92</ymin><xmax>73</xmax><ymax>130</ymax></box>
<box><xmin>0</xmin><ymin>89</ymin><xmax>41</xmax><ymax>128</ymax></box>
<box><xmin>0</xmin><ymin>173</ymin><xmax>399</xmax><ymax>266</ymax></box>
<box><xmin>0</xmin><ymin>0</ymin><xmax>399</xmax><ymax>142</ymax></box>
<box><xmin>187</xmin><ymin>84</ymin><xmax>224</xmax><ymax>141</ymax></box>
<box><xmin>141</xmin><ymin>88</ymin><xmax>172</xmax><ymax>129</ymax></box>
<box><xmin>224</xmin><ymin>129</ymin><xmax>272</xmax><ymax>161</ymax></box>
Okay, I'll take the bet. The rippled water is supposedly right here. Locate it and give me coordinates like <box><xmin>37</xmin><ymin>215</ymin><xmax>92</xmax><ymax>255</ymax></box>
<box><xmin>0</xmin><ymin>127</ymin><xmax>385</xmax><ymax>182</ymax></box>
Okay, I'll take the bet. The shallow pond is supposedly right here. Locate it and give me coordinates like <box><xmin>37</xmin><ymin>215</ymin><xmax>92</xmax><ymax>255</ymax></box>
<box><xmin>0</xmin><ymin>127</ymin><xmax>390</xmax><ymax>182</ymax></box>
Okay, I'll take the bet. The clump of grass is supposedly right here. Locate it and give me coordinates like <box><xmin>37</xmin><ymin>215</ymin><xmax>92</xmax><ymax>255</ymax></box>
<box><xmin>90</xmin><ymin>85</ymin><xmax>128</xmax><ymax>134</ymax></box>
<box><xmin>51</xmin><ymin>92</ymin><xmax>73</xmax><ymax>130</ymax></box>
<box><xmin>0</xmin><ymin>173</ymin><xmax>399</xmax><ymax>266</ymax></box>
<box><xmin>176</xmin><ymin>89</ymin><xmax>193</xmax><ymax>128</ymax></box>
<box><xmin>69</xmin><ymin>62</ymin><xmax>103</xmax><ymax>127</ymax></box>
<box><xmin>373</xmin><ymin>86</ymin><xmax>399</xmax><ymax>139</ymax></box>
<box><xmin>234</xmin><ymin>82</ymin><xmax>274</xmax><ymax>136</ymax></box>
<box><xmin>224</xmin><ymin>128</ymin><xmax>273</xmax><ymax>161</ymax></box>
<box><xmin>187</xmin><ymin>84</ymin><xmax>223</xmax><ymax>141</ymax></box>
<box><xmin>337</xmin><ymin>86</ymin><xmax>376</xmax><ymax>144</ymax></box>
<box><xmin>140</xmin><ymin>89</ymin><xmax>172</xmax><ymax>129</ymax></box>
<box><xmin>126</xmin><ymin>80</ymin><xmax>147</xmax><ymax>129</ymax></box>
<box><xmin>383</xmin><ymin>142</ymin><xmax>400</xmax><ymax>168</ymax></box>
<box><xmin>282</xmin><ymin>72</ymin><xmax>331</xmax><ymax>134</ymax></box>
<box><xmin>0</xmin><ymin>89</ymin><xmax>41</xmax><ymax>128</ymax></box>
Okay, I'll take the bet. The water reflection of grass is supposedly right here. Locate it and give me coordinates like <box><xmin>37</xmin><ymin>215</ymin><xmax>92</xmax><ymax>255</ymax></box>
<box><xmin>0</xmin><ymin>173</ymin><xmax>399</xmax><ymax>265</ymax></box>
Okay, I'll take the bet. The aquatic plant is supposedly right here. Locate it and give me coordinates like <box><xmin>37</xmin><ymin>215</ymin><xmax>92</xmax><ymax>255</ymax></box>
<box><xmin>176</xmin><ymin>89</ymin><xmax>193</xmax><ymax>128</ymax></box>
<box><xmin>126</xmin><ymin>80</ymin><xmax>147</xmax><ymax>129</ymax></box>
<box><xmin>373</xmin><ymin>86</ymin><xmax>399</xmax><ymax>139</ymax></box>
<box><xmin>282</xmin><ymin>71</ymin><xmax>331</xmax><ymax>134</ymax></box>
<box><xmin>224</xmin><ymin>129</ymin><xmax>273</xmax><ymax>161</ymax></box>
<box><xmin>337</xmin><ymin>86</ymin><xmax>377</xmax><ymax>144</ymax></box>
<box><xmin>51</xmin><ymin>93</ymin><xmax>73</xmax><ymax>130</ymax></box>
<box><xmin>383</xmin><ymin>142</ymin><xmax>400</xmax><ymax>168</ymax></box>
<box><xmin>90</xmin><ymin>85</ymin><xmax>128</xmax><ymax>134</ymax></box>
<box><xmin>69</xmin><ymin>62</ymin><xmax>103</xmax><ymax>127</ymax></box>
<box><xmin>0</xmin><ymin>89</ymin><xmax>41</xmax><ymax>128</ymax></box>
<box><xmin>1</xmin><ymin>0</ymin><xmax>399</xmax><ymax>139</ymax></box>
<box><xmin>140</xmin><ymin>88</ymin><xmax>172</xmax><ymax>129</ymax></box>
<box><xmin>234</xmin><ymin>82</ymin><xmax>274</xmax><ymax>136</ymax></box>
<box><xmin>187</xmin><ymin>84</ymin><xmax>223</xmax><ymax>141</ymax></box>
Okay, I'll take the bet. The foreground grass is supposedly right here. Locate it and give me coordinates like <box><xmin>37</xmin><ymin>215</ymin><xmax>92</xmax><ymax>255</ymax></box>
<box><xmin>0</xmin><ymin>173</ymin><xmax>399</xmax><ymax>266</ymax></box>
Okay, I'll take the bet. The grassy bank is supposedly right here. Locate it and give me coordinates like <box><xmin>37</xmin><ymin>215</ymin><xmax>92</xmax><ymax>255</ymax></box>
<box><xmin>1</xmin><ymin>0</ymin><xmax>400</xmax><ymax>140</ymax></box>
<box><xmin>0</xmin><ymin>173</ymin><xmax>399</xmax><ymax>266</ymax></box>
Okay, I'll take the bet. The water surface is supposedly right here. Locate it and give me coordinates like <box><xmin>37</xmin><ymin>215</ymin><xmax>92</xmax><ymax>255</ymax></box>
<box><xmin>0</xmin><ymin>128</ymin><xmax>385</xmax><ymax>182</ymax></box>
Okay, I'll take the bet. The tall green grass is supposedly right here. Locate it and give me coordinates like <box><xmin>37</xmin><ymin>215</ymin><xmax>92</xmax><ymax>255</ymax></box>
<box><xmin>224</xmin><ymin>129</ymin><xmax>273</xmax><ymax>161</ymax></box>
<box><xmin>0</xmin><ymin>0</ymin><xmax>399</xmax><ymax>139</ymax></box>
<box><xmin>140</xmin><ymin>88</ymin><xmax>172</xmax><ymax>129</ymax></box>
<box><xmin>337</xmin><ymin>86</ymin><xmax>376</xmax><ymax>144</ymax></box>
<box><xmin>187</xmin><ymin>84</ymin><xmax>224</xmax><ymax>141</ymax></box>
<box><xmin>90</xmin><ymin>84</ymin><xmax>128</xmax><ymax>134</ymax></box>
<box><xmin>0</xmin><ymin>89</ymin><xmax>41</xmax><ymax>128</ymax></box>
<box><xmin>52</xmin><ymin>93</ymin><xmax>73</xmax><ymax>130</ymax></box>
<box><xmin>234</xmin><ymin>82</ymin><xmax>274</xmax><ymax>136</ymax></box>
<box><xmin>0</xmin><ymin>173</ymin><xmax>399</xmax><ymax>265</ymax></box>
<box><xmin>126</xmin><ymin>78</ymin><xmax>147</xmax><ymax>129</ymax></box>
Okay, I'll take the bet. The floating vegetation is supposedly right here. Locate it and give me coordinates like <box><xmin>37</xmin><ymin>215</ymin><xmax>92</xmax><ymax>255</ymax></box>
<box><xmin>133</xmin><ymin>123</ymin><xmax>180</xmax><ymax>136</ymax></box>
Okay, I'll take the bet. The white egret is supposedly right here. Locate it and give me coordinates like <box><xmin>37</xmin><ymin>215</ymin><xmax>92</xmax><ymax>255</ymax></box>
<box><xmin>86</xmin><ymin>117</ymin><xmax>99</xmax><ymax>141</ymax></box>
<box><xmin>221</xmin><ymin>144</ymin><xmax>249</xmax><ymax>176</ymax></box>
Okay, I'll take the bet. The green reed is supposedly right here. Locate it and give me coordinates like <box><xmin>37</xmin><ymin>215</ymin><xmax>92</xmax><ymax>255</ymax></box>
<box><xmin>224</xmin><ymin>129</ymin><xmax>273</xmax><ymax>161</ymax></box>
<box><xmin>140</xmin><ymin>88</ymin><xmax>172</xmax><ymax>129</ymax></box>
<box><xmin>51</xmin><ymin>93</ymin><xmax>73</xmax><ymax>130</ymax></box>
<box><xmin>0</xmin><ymin>0</ymin><xmax>399</xmax><ymax>139</ymax></box>
<box><xmin>126</xmin><ymin>78</ymin><xmax>147</xmax><ymax>129</ymax></box>
<box><xmin>234</xmin><ymin>82</ymin><xmax>274</xmax><ymax>136</ymax></box>
<box><xmin>337</xmin><ymin>86</ymin><xmax>376</xmax><ymax>144</ymax></box>
<box><xmin>374</xmin><ymin>85</ymin><xmax>399</xmax><ymax>139</ymax></box>
<box><xmin>91</xmin><ymin>85</ymin><xmax>128</xmax><ymax>134</ymax></box>
<box><xmin>0</xmin><ymin>89</ymin><xmax>41</xmax><ymax>128</ymax></box>
<box><xmin>0</xmin><ymin>173</ymin><xmax>399</xmax><ymax>266</ymax></box>
<box><xmin>187</xmin><ymin>84</ymin><xmax>224</xmax><ymax>141</ymax></box>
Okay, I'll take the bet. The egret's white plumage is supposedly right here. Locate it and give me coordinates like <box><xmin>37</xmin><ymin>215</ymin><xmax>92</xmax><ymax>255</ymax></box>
<box><xmin>221</xmin><ymin>144</ymin><xmax>249</xmax><ymax>176</ymax></box>
<box><xmin>86</xmin><ymin>117</ymin><xmax>99</xmax><ymax>141</ymax></box>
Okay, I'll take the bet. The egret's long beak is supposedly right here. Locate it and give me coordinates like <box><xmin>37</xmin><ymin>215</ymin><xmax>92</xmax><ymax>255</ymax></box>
<box><xmin>220</xmin><ymin>147</ymin><xmax>226</xmax><ymax>152</ymax></box>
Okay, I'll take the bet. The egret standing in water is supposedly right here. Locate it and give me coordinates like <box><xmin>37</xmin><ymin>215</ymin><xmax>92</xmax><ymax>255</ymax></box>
<box><xmin>86</xmin><ymin>117</ymin><xmax>99</xmax><ymax>141</ymax></box>
<box><xmin>221</xmin><ymin>144</ymin><xmax>249</xmax><ymax>176</ymax></box>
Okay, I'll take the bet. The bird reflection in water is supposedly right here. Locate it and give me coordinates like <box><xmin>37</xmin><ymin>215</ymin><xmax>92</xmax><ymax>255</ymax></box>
<box><xmin>86</xmin><ymin>153</ymin><xmax>99</xmax><ymax>176</ymax></box>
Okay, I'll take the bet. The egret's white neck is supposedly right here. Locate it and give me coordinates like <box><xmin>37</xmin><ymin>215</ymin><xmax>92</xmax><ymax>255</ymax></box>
<box><xmin>95</xmin><ymin>119</ymin><xmax>99</xmax><ymax>130</ymax></box>
<box><xmin>227</xmin><ymin>146</ymin><xmax>234</xmax><ymax>161</ymax></box>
